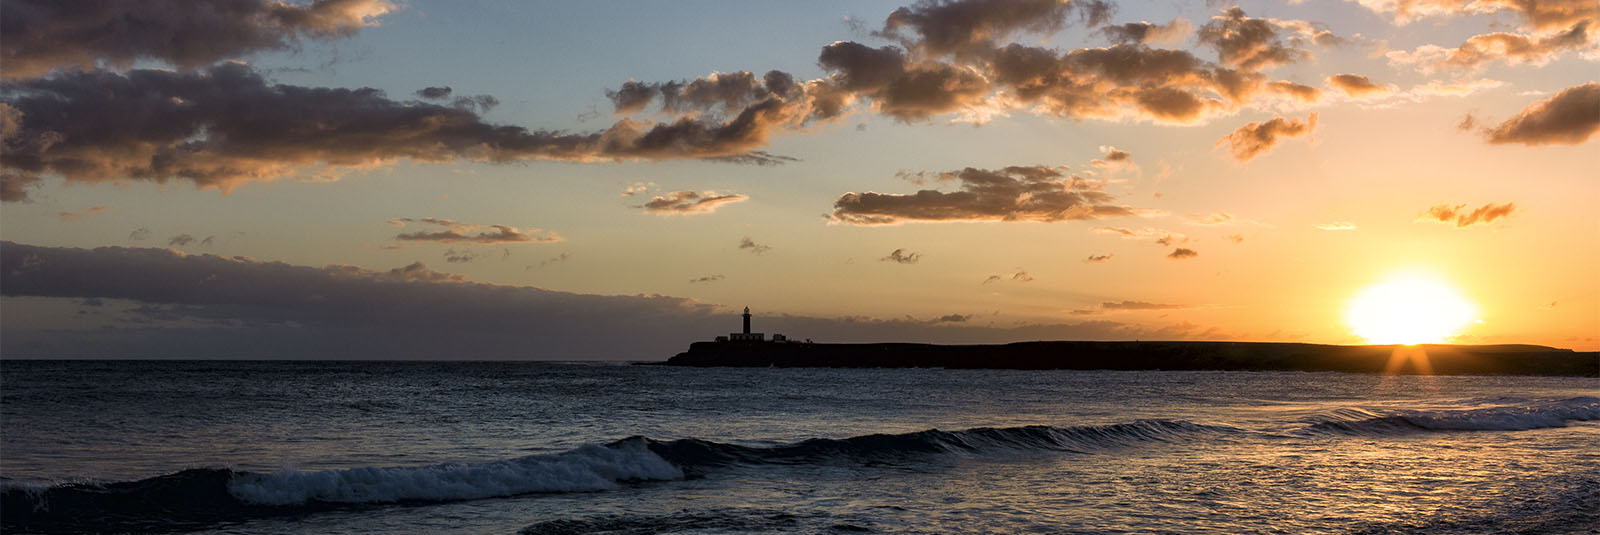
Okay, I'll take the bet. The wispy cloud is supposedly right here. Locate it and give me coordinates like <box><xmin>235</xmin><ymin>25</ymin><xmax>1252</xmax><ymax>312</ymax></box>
<box><xmin>1418</xmin><ymin>202</ymin><xmax>1516</xmax><ymax>227</ymax></box>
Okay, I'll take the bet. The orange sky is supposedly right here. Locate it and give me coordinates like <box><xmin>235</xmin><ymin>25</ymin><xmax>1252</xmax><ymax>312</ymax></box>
<box><xmin>1</xmin><ymin>0</ymin><xmax>1595</xmax><ymax>358</ymax></box>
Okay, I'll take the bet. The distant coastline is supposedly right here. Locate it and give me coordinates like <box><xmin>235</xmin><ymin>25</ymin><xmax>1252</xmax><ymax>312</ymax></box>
<box><xmin>661</xmin><ymin>340</ymin><xmax>1599</xmax><ymax>376</ymax></box>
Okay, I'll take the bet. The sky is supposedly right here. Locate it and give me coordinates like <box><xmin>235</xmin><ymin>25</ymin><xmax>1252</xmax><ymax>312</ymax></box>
<box><xmin>1</xmin><ymin>0</ymin><xmax>1596</xmax><ymax>359</ymax></box>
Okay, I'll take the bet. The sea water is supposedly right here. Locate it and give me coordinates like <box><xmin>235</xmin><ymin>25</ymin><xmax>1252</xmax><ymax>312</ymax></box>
<box><xmin>1</xmin><ymin>360</ymin><xmax>1595</xmax><ymax>534</ymax></box>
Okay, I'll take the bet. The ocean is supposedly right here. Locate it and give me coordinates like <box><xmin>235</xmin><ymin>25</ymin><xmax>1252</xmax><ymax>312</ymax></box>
<box><xmin>1</xmin><ymin>360</ymin><xmax>1596</xmax><ymax>534</ymax></box>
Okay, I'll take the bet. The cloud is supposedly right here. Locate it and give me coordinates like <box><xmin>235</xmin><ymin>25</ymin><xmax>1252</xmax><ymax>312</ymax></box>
<box><xmin>830</xmin><ymin>164</ymin><xmax>1135</xmax><ymax>225</ymax></box>
<box><xmin>1225</xmin><ymin>234</ymin><xmax>1245</xmax><ymax>244</ymax></box>
<box><xmin>931</xmin><ymin>313</ymin><xmax>972</xmax><ymax>323</ymax></box>
<box><xmin>1265</xmin><ymin>81</ymin><xmax>1323</xmax><ymax>103</ymax></box>
<box><xmin>391</xmin><ymin>218</ymin><xmax>561</xmax><ymax>245</ymax></box>
<box><xmin>1216</xmin><ymin>112</ymin><xmax>1318</xmax><ymax>162</ymax></box>
<box><xmin>0</xmin><ymin>0</ymin><xmax>395</xmax><ymax>79</ymax></box>
<box><xmin>0</xmin><ymin>63</ymin><xmax>804</xmax><ymax>201</ymax></box>
<box><xmin>168</xmin><ymin>234</ymin><xmax>196</xmax><ymax>247</ymax></box>
<box><xmin>1091</xmin><ymin>226</ymin><xmax>1188</xmax><ymax>246</ymax></box>
<box><xmin>415</xmin><ymin>86</ymin><xmax>452</xmax><ymax>100</ymax></box>
<box><xmin>738</xmin><ymin>237</ymin><xmax>771</xmax><ymax>254</ymax></box>
<box><xmin>1085</xmin><ymin>253</ymin><xmax>1113</xmax><ymax>263</ymax></box>
<box><xmin>1409</xmin><ymin>78</ymin><xmax>1505</xmax><ymax>97</ymax></box>
<box><xmin>1196</xmin><ymin>7</ymin><xmax>1312</xmax><ymax>71</ymax></box>
<box><xmin>1326</xmin><ymin>74</ymin><xmax>1392</xmax><ymax>97</ymax></box>
<box><xmin>1481</xmin><ymin>83</ymin><xmax>1599</xmax><ymax>146</ymax></box>
<box><xmin>128</xmin><ymin>227</ymin><xmax>151</xmax><ymax>241</ymax></box>
<box><xmin>619</xmin><ymin>182</ymin><xmax>657</xmax><ymax>197</ymax></box>
<box><xmin>1102</xmin><ymin>300</ymin><xmax>1190</xmax><ymax>311</ymax></box>
<box><xmin>982</xmin><ymin>268</ymin><xmax>1032</xmax><ymax>284</ymax></box>
<box><xmin>1100</xmin><ymin>17</ymin><xmax>1191</xmax><ymax>45</ymax></box>
<box><xmin>1385</xmin><ymin>22</ymin><xmax>1594</xmax><ymax>72</ymax></box>
<box><xmin>880</xmin><ymin>248</ymin><xmax>923</xmax><ymax>264</ymax></box>
<box><xmin>1090</xmin><ymin>145</ymin><xmax>1134</xmax><ymax>169</ymax></box>
<box><xmin>1347</xmin><ymin>0</ymin><xmax>1597</xmax><ymax>32</ymax></box>
<box><xmin>875</xmin><ymin>0</ymin><xmax>1111</xmax><ymax>57</ymax></box>
<box><xmin>2</xmin><ymin>241</ymin><xmax>1241</xmax><ymax>358</ymax></box>
<box><xmin>688</xmin><ymin>274</ymin><xmax>725</xmax><ymax>284</ymax></box>
<box><xmin>1167</xmin><ymin>248</ymin><xmax>1198</xmax><ymax>259</ymax></box>
<box><xmin>442</xmin><ymin>248</ymin><xmax>486</xmax><ymax>264</ymax></box>
<box><xmin>1316</xmin><ymin>221</ymin><xmax>1357</xmax><ymax>230</ymax></box>
<box><xmin>1418</xmin><ymin>202</ymin><xmax>1516</xmax><ymax>227</ymax></box>
<box><xmin>58</xmin><ymin>205</ymin><xmax>107</xmax><ymax>221</ymax></box>
<box><xmin>638</xmin><ymin>190</ymin><xmax>749</xmax><ymax>214</ymax></box>
<box><xmin>1189</xmin><ymin>212</ymin><xmax>1233</xmax><ymax>225</ymax></box>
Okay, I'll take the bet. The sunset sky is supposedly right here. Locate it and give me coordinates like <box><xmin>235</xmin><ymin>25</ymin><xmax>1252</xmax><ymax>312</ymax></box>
<box><xmin>2</xmin><ymin>0</ymin><xmax>1595</xmax><ymax>358</ymax></box>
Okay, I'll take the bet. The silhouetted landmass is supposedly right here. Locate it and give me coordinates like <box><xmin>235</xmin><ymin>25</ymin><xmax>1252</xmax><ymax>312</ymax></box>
<box><xmin>662</xmin><ymin>341</ymin><xmax>1597</xmax><ymax>376</ymax></box>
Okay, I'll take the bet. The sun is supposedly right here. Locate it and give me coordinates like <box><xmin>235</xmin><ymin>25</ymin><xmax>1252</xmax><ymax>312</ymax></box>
<box><xmin>1346</xmin><ymin>274</ymin><xmax>1479</xmax><ymax>345</ymax></box>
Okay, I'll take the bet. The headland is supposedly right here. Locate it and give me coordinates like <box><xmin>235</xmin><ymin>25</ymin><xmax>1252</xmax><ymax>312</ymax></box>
<box><xmin>660</xmin><ymin>308</ymin><xmax>1598</xmax><ymax>376</ymax></box>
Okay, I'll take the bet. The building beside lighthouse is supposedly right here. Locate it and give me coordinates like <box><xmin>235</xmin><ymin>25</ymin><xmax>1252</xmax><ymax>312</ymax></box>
<box><xmin>715</xmin><ymin>307</ymin><xmax>788</xmax><ymax>343</ymax></box>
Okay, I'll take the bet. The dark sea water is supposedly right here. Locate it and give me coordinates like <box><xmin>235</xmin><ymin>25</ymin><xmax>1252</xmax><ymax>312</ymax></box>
<box><xmin>1</xmin><ymin>360</ymin><xmax>1596</xmax><ymax>534</ymax></box>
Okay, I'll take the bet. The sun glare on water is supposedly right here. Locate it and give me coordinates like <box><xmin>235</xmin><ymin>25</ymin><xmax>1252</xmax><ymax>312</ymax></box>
<box><xmin>1346</xmin><ymin>274</ymin><xmax>1479</xmax><ymax>345</ymax></box>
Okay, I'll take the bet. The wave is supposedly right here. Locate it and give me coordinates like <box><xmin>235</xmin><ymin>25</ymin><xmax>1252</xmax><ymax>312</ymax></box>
<box><xmin>1303</xmin><ymin>396</ymin><xmax>1600</xmax><ymax>435</ymax></box>
<box><xmin>637</xmin><ymin>419</ymin><xmax>1234</xmax><ymax>469</ymax></box>
<box><xmin>0</xmin><ymin>420</ymin><xmax>1226</xmax><ymax>531</ymax></box>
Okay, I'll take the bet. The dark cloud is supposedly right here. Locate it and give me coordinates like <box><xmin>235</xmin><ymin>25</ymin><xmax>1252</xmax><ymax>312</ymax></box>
<box><xmin>1168</xmin><ymin>248</ymin><xmax>1198</xmax><ymax>259</ymax></box>
<box><xmin>932</xmin><ymin>313</ymin><xmax>971</xmax><ymax>323</ymax></box>
<box><xmin>0</xmin><ymin>0</ymin><xmax>394</xmax><ymax>79</ymax></box>
<box><xmin>390</xmin><ymin>217</ymin><xmax>562</xmax><ymax>245</ymax></box>
<box><xmin>1216</xmin><ymin>112</ymin><xmax>1318</xmax><ymax>162</ymax></box>
<box><xmin>2</xmin><ymin>241</ymin><xmax>1233</xmax><ymax>358</ymax></box>
<box><xmin>415</xmin><ymin>86</ymin><xmax>452</xmax><ymax>100</ymax></box>
<box><xmin>442</xmin><ymin>248</ymin><xmax>484</xmax><ymax>264</ymax></box>
<box><xmin>168</xmin><ymin>234</ymin><xmax>196</xmax><ymax>247</ymax></box>
<box><xmin>1099</xmin><ymin>17</ymin><xmax>1191</xmax><ymax>45</ymax></box>
<box><xmin>817</xmin><ymin>42</ymin><xmax>991</xmax><ymax>121</ymax></box>
<box><xmin>1196</xmin><ymin>7</ymin><xmax>1311</xmax><ymax>71</ymax></box>
<box><xmin>199</xmin><ymin>235</ymin><xmax>215</xmax><ymax>248</ymax></box>
<box><xmin>830</xmin><ymin>165</ymin><xmax>1135</xmax><ymax>225</ymax></box>
<box><xmin>58</xmin><ymin>205</ymin><xmax>107</xmax><ymax>221</ymax></box>
<box><xmin>983</xmin><ymin>268</ymin><xmax>1033</xmax><ymax>284</ymax></box>
<box><xmin>988</xmin><ymin>43</ymin><xmax>1248</xmax><ymax>124</ymax></box>
<box><xmin>880</xmin><ymin>248</ymin><xmax>923</xmax><ymax>264</ymax></box>
<box><xmin>688</xmin><ymin>275</ymin><xmax>725</xmax><ymax>284</ymax></box>
<box><xmin>1090</xmin><ymin>145</ymin><xmax>1133</xmax><ymax>168</ymax></box>
<box><xmin>128</xmin><ymin>227</ymin><xmax>151</xmax><ymax>241</ymax></box>
<box><xmin>876</xmin><ymin>0</ymin><xmax>1109</xmax><ymax>57</ymax></box>
<box><xmin>1418</xmin><ymin>202</ymin><xmax>1516</xmax><ymax>227</ymax></box>
<box><xmin>738</xmin><ymin>237</ymin><xmax>771</xmax><ymax>254</ymax></box>
<box><xmin>0</xmin><ymin>64</ymin><xmax>801</xmax><ymax>201</ymax></box>
<box><xmin>1326</xmin><ymin>74</ymin><xmax>1391</xmax><ymax>97</ymax></box>
<box><xmin>1085</xmin><ymin>253</ymin><xmax>1113</xmax><ymax>263</ymax></box>
<box><xmin>1482</xmin><ymin>83</ymin><xmax>1599</xmax><ymax>146</ymax></box>
<box><xmin>638</xmin><ymin>190</ymin><xmax>748</xmax><ymax>214</ymax></box>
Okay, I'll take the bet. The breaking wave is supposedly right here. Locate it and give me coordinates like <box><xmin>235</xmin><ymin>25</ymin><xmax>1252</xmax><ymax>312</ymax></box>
<box><xmin>1303</xmin><ymin>396</ymin><xmax>1600</xmax><ymax>435</ymax></box>
<box><xmin>0</xmin><ymin>420</ymin><xmax>1226</xmax><ymax>531</ymax></box>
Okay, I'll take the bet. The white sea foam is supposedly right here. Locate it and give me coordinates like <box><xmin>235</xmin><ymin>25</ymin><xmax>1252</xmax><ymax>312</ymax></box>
<box><xmin>1398</xmin><ymin>396</ymin><xmax>1600</xmax><ymax>431</ymax></box>
<box><xmin>226</xmin><ymin>441</ymin><xmax>682</xmax><ymax>505</ymax></box>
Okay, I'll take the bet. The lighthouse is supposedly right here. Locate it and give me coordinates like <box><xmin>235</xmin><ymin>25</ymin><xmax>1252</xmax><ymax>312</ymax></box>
<box><xmin>721</xmin><ymin>306</ymin><xmax>784</xmax><ymax>342</ymax></box>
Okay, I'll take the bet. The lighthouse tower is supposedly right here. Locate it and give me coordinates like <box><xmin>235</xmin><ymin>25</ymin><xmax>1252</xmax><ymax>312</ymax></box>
<box><xmin>727</xmin><ymin>306</ymin><xmax>768</xmax><ymax>342</ymax></box>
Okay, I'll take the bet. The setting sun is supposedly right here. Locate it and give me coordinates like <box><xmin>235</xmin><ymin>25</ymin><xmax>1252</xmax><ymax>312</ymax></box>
<box><xmin>1346</xmin><ymin>274</ymin><xmax>1479</xmax><ymax>345</ymax></box>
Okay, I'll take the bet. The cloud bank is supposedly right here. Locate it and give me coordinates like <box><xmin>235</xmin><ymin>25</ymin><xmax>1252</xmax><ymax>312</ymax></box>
<box><xmin>1</xmin><ymin>241</ymin><xmax>1226</xmax><ymax>358</ymax></box>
